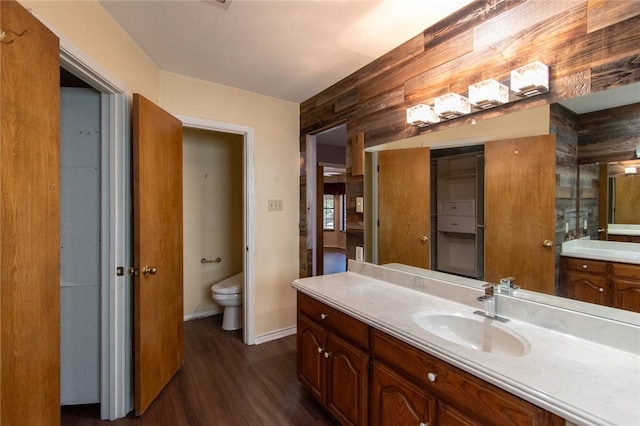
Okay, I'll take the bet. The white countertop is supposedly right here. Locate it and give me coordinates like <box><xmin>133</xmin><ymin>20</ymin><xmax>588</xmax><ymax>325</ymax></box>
<box><xmin>293</xmin><ymin>270</ymin><xmax>640</xmax><ymax>426</ymax></box>
<box><xmin>608</xmin><ymin>224</ymin><xmax>640</xmax><ymax>237</ymax></box>
<box><xmin>561</xmin><ymin>238</ymin><xmax>640</xmax><ymax>264</ymax></box>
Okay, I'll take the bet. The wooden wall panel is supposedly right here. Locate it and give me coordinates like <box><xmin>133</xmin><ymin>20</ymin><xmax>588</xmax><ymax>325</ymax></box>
<box><xmin>299</xmin><ymin>0</ymin><xmax>640</xmax><ymax>272</ymax></box>
<box><xmin>577</xmin><ymin>103</ymin><xmax>640</xmax><ymax>164</ymax></box>
<box><xmin>587</xmin><ymin>0</ymin><xmax>640</xmax><ymax>33</ymax></box>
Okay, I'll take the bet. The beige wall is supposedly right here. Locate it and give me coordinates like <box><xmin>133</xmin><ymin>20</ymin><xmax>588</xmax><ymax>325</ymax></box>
<box><xmin>160</xmin><ymin>72</ymin><xmax>300</xmax><ymax>336</ymax></box>
<box><xmin>183</xmin><ymin>128</ymin><xmax>243</xmax><ymax>318</ymax></box>
<box><xmin>22</xmin><ymin>0</ymin><xmax>301</xmax><ymax>339</ymax></box>
<box><xmin>21</xmin><ymin>0</ymin><xmax>160</xmax><ymax>101</ymax></box>
<box><xmin>371</xmin><ymin>105</ymin><xmax>551</xmax><ymax>152</ymax></box>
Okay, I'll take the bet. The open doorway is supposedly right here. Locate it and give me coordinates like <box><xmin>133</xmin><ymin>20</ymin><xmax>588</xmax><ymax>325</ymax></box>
<box><xmin>182</xmin><ymin>128</ymin><xmax>244</xmax><ymax>326</ymax></box>
<box><xmin>177</xmin><ymin>115</ymin><xmax>255</xmax><ymax>345</ymax></box>
<box><xmin>306</xmin><ymin>124</ymin><xmax>347</xmax><ymax>276</ymax></box>
<box><xmin>59</xmin><ymin>46</ymin><xmax>131</xmax><ymax>420</ymax></box>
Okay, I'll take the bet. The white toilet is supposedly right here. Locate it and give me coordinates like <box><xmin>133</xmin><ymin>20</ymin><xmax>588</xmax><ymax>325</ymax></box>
<box><xmin>211</xmin><ymin>273</ymin><xmax>244</xmax><ymax>331</ymax></box>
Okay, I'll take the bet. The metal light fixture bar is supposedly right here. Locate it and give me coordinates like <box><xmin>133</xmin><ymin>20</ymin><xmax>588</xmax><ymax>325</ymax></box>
<box><xmin>406</xmin><ymin>61</ymin><xmax>549</xmax><ymax>127</ymax></box>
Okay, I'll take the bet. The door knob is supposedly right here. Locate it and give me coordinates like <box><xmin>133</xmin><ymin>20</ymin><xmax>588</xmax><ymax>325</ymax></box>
<box><xmin>142</xmin><ymin>265</ymin><xmax>157</xmax><ymax>276</ymax></box>
<box><xmin>420</xmin><ymin>236</ymin><xmax>429</xmax><ymax>243</ymax></box>
<box><xmin>542</xmin><ymin>240</ymin><xmax>554</xmax><ymax>248</ymax></box>
<box><xmin>597</xmin><ymin>228</ymin><xmax>606</xmax><ymax>233</ymax></box>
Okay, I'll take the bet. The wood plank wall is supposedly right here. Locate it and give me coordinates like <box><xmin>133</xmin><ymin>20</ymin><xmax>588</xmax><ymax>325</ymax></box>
<box><xmin>299</xmin><ymin>0</ymin><xmax>640</xmax><ymax>277</ymax></box>
<box><xmin>577</xmin><ymin>103</ymin><xmax>640</xmax><ymax>164</ymax></box>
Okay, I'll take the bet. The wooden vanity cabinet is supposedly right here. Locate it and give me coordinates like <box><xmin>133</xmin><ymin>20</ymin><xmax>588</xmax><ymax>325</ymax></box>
<box><xmin>610</xmin><ymin>262</ymin><xmax>640</xmax><ymax>313</ymax></box>
<box><xmin>370</xmin><ymin>361</ymin><xmax>436</xmax><ymax>426</ymax></box>
<box><xmin>297</xmin><ymin>292</ymin><xmax>563</xmax><ymax>426</ymax></box>
<box><xmin>297</xmin><ymin>293</ymin><xmax>369</xmax><ymax>426</ymax></box>
<box><xmin>370</xmin><ymin>330</ymin><xmax>561</xmax><ymax>426</ymax></box>
<box><xmin>560</xmin><ymin>257</ymin><xmax>611</xmax><ymax>306</ymax></box>
<box><xmin>560</xmin><ymin>257</ymin><xmax>640</xmax><ymax>313</ymax></box>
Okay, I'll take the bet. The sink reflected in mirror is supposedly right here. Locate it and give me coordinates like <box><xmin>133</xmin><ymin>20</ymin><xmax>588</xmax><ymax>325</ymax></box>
<box><xmin>412</xmin><ymin>311</ymin><xmax>530</xmax><ymax>357</ymax></box>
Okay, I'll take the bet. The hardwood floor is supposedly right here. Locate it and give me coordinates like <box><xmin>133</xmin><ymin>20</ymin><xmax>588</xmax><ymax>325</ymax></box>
<box><xmin>61</xmin><ymin>315</ymin><xmax>339</xmax><ymax>425</ymax></box>
<box><xmin>323</xmin><ymin>247</ymin><xmax>346</xmax><ymax>275</ymax></box>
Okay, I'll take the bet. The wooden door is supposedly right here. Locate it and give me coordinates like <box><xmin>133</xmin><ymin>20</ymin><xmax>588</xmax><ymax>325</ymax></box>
<box><xmin>133</xmin><ymin>94</ymin><xmax>184</xmax><ymax>415</ymax></box>
<box><xmin>378</xmin><ymin>148</ymin><xmax>430</xmax><ymax>268</ymax></box>
<box><xmin>614</xmin><ymin>174</ymin><xmax>640</xmax><ymax>224</ymax></box>
<box><xmin>1</xmin><ymin>1</ymin><xmax>60</xmax><ymax>424</ymax></box>
<box><xmin>485</xmin><ymin>135</ymin><xmax>556</xmax><ymax>294</ymax></box>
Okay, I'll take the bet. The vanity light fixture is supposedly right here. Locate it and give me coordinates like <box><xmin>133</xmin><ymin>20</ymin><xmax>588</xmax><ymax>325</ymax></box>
<box><xmin>511</xmin><ymin>61</ymin><xmax>549</xmax><ymax>97</ymax></box>
<box><xmin>406</xmin><ymin>104</ymin><xmax>440</xmax><ymax>127</ymax></box>
<box><xmin>468</xmin><ymin>78</ymin><xmax>509</xmax><ymax>109</ymax></box>
<box><xmin>435</xmin><ymin>93</ymin><xmax>470</xmax><ymax>119</ymax></box>
<box><xmin>624</xmin><ymin>166</ymin><xmax>637</xmax><ymax>174</ymax></box>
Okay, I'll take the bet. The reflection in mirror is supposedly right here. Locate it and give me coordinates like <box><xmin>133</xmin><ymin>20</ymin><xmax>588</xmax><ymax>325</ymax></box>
<box><xmin>608</xmin><ymin>162</ymin><xmax>640</xmax><ymax>225</ymax></box>
<box><xmin>364</xmin><ymin>87</ymin><xmax>640</xmax><ymax>324</ymax></box>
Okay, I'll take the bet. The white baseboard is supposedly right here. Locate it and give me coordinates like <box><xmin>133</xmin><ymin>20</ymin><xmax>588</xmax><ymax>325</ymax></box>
<box><xmin>183</xmin><ymin>308</ymin><xmax>222</xmax><ymax>322</ymax></box>
<box><xmin>253</xmin><ymin>325</ymin><xmax>297</xmax><ymax>345</ymax></box>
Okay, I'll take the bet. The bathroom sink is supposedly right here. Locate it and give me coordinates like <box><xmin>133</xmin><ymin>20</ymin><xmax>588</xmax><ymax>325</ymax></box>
<box><xmin>411</xmin><ymin>311</ymin><xmax>530</xmax><ymax>357</ymax></box>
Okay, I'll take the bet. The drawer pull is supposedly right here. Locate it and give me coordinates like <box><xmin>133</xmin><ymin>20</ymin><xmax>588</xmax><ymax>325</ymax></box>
<box><xmin>320</xmin><ymin>313</ymin><xmax>327</xmax><ymax>320</ymax></box>
<box><xmin>582</xmin><ymin>264</ymin><xmax>588</xmax><ymax>269</ymax></box>
<box><xmin>427</xmin><ymin>372</ymin><xmax>437</xmax><ymax>383</ymax></box>
<box><xmin>598</xmin><ymin>287</ymin><xmax>604</xmax><ymax>293</ymax></box>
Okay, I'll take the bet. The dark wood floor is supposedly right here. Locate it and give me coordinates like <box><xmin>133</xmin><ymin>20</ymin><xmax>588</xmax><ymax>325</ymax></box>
<box><xmin>61</xmin><ymin>315</ymin><xmax>339</xmax><ymax>425</ymax></box>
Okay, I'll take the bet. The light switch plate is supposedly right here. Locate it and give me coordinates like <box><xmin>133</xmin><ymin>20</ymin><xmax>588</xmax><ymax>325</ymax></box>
<box><xmin>268</xmin><ymin>199</ymin><xmax>283</xmax><ymax>211</ymax></box>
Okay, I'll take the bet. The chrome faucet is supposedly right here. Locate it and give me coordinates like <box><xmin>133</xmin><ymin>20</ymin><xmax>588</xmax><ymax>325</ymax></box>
<box><xmin>499</xmin><ymin>276</ymin><xmax>520</xmax><ymax>295</ymax></box>
<box><xmin>475</xmin><ymin>283</ymin><xmax>509</xmax><ymax>323</ymax></box>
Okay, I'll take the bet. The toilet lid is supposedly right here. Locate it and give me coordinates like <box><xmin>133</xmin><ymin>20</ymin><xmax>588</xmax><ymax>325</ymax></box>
<box><xmin>212</xmin><ymin>274</ymin><xmax>243</xmax><ymax>294</ymax></box>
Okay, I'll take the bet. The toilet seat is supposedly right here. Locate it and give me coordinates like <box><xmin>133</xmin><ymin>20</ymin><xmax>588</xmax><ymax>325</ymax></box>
<box><xmin>211</xmin><ymin>274</ymin><xmax>243</xmax><ymax>295</ymax></box>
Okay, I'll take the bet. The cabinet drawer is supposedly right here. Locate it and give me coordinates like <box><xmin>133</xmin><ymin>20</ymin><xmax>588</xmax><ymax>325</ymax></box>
<box><xmin>371</xmin><ymin>330</ymin><xmax>549</xmax><ymax>426</ymax></box>
<box><xmin>438</xmin><ymin>200</ymin><xmax>475</xmax><ymax>216</ymax></box>
<box><xmin>562</xmin><ymin>257</ymin><xmax>607</xmax><ymax>274</ymax></box>
<box><xmin>438</xmin><ymin>215</ymin><xmax>476</xmax><ymax>234</ymax></box>
<box><xmin>610</xmin><ymin>262</ymin><xmax>640</xmax><ymax>279</ymax></box>
<box><xmin>297</xmin><ymin>292</ymin><xmax>369</xmax><ymax>349</ymax></box>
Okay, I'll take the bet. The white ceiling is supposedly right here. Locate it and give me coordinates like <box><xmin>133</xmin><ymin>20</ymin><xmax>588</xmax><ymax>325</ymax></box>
<box><xmin>98</xmin><ymin>0</ymin><xmax>474</xmax><ymax>103</ymax></box>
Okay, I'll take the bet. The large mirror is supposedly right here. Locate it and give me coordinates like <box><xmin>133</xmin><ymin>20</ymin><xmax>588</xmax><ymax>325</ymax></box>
<box><xmin>363</xmin><ymin>83</ymin><xmax>640</xmax><ymax>325</ymax></box>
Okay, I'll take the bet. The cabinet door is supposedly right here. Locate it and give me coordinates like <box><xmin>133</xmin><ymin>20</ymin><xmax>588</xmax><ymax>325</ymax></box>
<box><xmin>326</xmin><ymin>333</ymin><xmax>369</xmax><ymax>426</ymax></box>
<box><xmin>562</xmin><ymin>271</ymin><xmax>611</xmax><ymax>306</ymax></box>
<box><xmin>297</xmin><ymin>315</ymin><xmax>327</xmax><ymax>402</ymax></box>
<box><xmin>613</xmin><ymin>278</ymin><xmax>640</xmax><ymax>313</ymax></box>
<box><xmin>438</xmin><ymin>401</ymin><xmax>483</xmax><ymax>426</ymax></box>
<box><xmin>371</xmin><ymin>362</ymin><xmax>435</xmax><ymax>426</ymax></box>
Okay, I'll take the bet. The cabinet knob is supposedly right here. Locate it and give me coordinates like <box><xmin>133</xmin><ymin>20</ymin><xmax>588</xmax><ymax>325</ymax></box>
<box><xmin>324</xmin><ymin>351</ymin><xmax>330</xmax><ymax>359</ymax></box>
<box><xmin>598</xmin><ymin>287</ymin><xmax>604</xmax><ymax>293</ymax></box>
<box><xmin>317</xmin><ymin>347</ymin><xmax>323</xmax><ymax>354</ymax></box>
<box><xmin>419</xmin><ymin>423</ymin><xmax>429</xmax><ymax>426</ymax></box>
<box><xmin>582</xmin><ymin>264</ymin><xmax>588</xmax><ymax>269</ymax></box>
<box><xmin>427</xmin><ymin>372</ymin><xmax>437</xmax><ymax>383</ymax></box>
<box><xmin>320</xmin><ymin>313</ymin><xmax>327</xmax><ymax>320</ymax></box>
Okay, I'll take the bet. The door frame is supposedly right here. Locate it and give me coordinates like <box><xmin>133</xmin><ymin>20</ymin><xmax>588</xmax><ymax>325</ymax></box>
<box><xmin>176</xmin><ymin>115</ymin><xmax>256</xmax><ymax>345</ymax></box>
<box><xmin>58</xmin><ymin>36</ymin><xmax>131</xmax><ymax>419</ymax></box>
